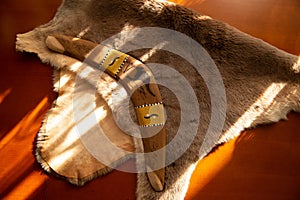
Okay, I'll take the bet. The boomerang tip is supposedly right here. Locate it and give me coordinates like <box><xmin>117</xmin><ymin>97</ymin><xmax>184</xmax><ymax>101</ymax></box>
<box><xmin>147</xmin><ymin>166</ymin><xmax>164</xmax><ymax>192</ymax></box>
<box><xmin>46</xmin><ymin>35</ymin><xmax>65</xmax><ymax>54</ymax></box>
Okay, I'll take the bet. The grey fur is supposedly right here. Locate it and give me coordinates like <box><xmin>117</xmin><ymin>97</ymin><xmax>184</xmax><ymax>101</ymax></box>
<box><xmin>16</xmin><ymin>0</ymin><xmax>300</xmax><ymax>199</ymax></box>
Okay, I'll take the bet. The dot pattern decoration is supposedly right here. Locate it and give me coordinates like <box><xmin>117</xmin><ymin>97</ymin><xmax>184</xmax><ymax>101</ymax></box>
<box><xmin>135</xmin><ymin>103</ymin><xmax>165</xmax><ymax>127</ymax></box>
<box><xmin>100</xmin><ymin>49</ymin><xmax>128</xmax><ymax>78</ymax></box>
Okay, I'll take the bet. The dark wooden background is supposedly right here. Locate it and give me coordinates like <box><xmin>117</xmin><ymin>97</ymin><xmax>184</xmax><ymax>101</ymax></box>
<box><xmin>0</xmin><ymin>0</ymin><xmax>299</xmax><ymax>199</ymax></box>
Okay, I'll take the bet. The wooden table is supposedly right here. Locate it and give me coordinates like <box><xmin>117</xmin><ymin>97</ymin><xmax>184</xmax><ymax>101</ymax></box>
<box><xmin>1</xmin><ymin>0</ymin><xmax>299</xmax><ymax>199</ymax></box>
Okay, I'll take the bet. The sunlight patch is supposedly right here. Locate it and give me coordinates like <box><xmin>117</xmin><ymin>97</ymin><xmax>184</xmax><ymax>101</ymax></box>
<box><xmin>0</xmin><ymin>88</ymin><xmax>12</xmax><ymax>104</ymax></box>
<box><xmin>139</xmin><ymin>42</ymin><xmax>167</xmax><ymax>63</ymax></box>
<box><xmin>292</xmin><ymin>56</ymin><xmax>300</xmax><ymax>73</ymax></box>
<box><xmin>76</xmin><ymin>26</ymin><xmax>90</xmax><ymax>38</ymax></box>
<box><xmin>220</xmin><ymin>82</ymin><xmax>287</xmax><ymax>142</ymax></box>
<box><xmin>140</xmin><ymin>0</ymin><xmax>165</xmax><ymax>14</ymax></box>
<box><xmin>4</xmin><ymin>171</ymin><xmax>47</xmax><ymax>200</ymax></box>
<box><xmin>58</xmin><ymin>72</ymin><xmax>72</xmax><ymax>88</ymax></box>
<box><xmin>49</xmin><ymin>148</ymin><xmax>79</xmax><ymax>169</ymax></box>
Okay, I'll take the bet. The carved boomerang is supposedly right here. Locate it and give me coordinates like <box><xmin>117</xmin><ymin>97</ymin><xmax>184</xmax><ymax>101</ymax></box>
<box><xmin>46</xmin><ymin>35</ymin><xmax>166</xmax><ymax>191</ymax></box>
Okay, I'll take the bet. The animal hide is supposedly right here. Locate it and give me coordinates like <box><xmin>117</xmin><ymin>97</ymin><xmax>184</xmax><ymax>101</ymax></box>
<box><xmin>15</xmin><ymin>0</ymin><xmax>300</xmax><ymax>199</ymax></box>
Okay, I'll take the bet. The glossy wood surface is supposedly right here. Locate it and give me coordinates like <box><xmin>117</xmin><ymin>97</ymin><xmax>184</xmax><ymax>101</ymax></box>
<box><xmin>1</xmin><ymin>0</ymin><xmax>299</xmax><ymax>199</ymax></box>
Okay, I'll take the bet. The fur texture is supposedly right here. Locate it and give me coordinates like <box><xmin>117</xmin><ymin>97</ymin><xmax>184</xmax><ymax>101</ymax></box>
<box><xmin>16</xmin><ymin>0</ymin><xmax>300</xmax><ymax>199</ymax></box>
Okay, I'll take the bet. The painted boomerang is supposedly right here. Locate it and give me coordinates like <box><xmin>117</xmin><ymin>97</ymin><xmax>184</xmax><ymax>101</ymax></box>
<box><xmin>46</xmin><ymin>35</ymin><xmax>166</xmax><ymax>191</ymax></box>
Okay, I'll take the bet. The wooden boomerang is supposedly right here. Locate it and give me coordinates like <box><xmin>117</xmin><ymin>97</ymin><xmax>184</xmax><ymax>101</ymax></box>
<box><xmin>46</xmin><ymin>35</ymin><xmax>166</xmax><ymax>191</ymax></box>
